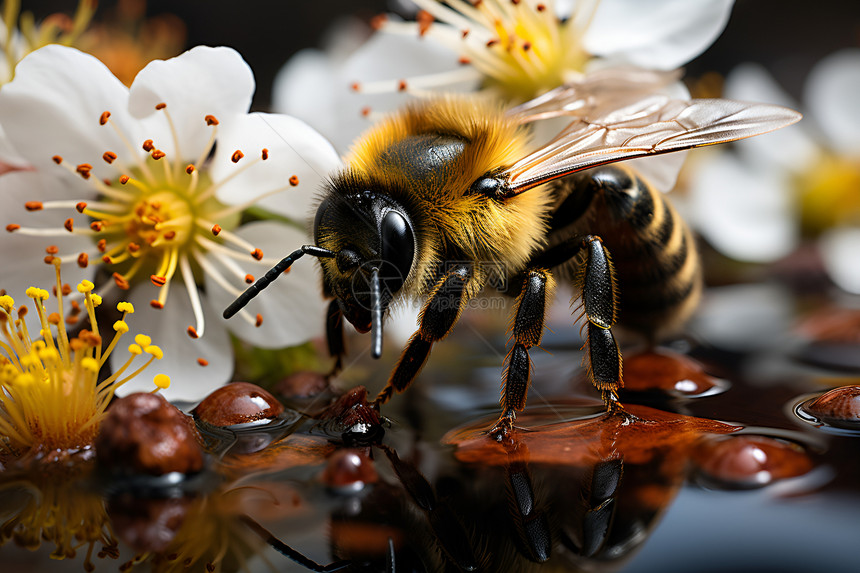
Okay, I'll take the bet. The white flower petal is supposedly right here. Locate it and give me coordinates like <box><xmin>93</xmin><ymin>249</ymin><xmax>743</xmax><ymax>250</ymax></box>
<box><xmin>0</xmin><ymin>45</ymin><xmax>141</xmax><ymax>178</ymax></box>
<box><xmin>113</xmin><ymin>284</ymin><xmax>234</xmax><ymax>402</ymax></box>
<box><xmin>689</xmin><ymin>152</ymin><xmax>798</xmax><ymax>262</ymax></box>
<box><xmin>0</xmin><ymin>124</ymin><xmax>29</xmax><ymax>168</ymax></box>
<box><xmin>724</xmin><ymin>63</ymin><xmax>818</xmax><ymax>171</ymax></box>
<box><xmin>0</xmin><ymin>171</ymin><xmax>96</xmax><ymax>296</ymax></box>
<box><xmin>820</xmin><ymin>227</ymin><xmax>860</xmax><ymax>294</ymax></box>
<box><xmin>585</xmin><ymin>0</ymin><xmax>735</xmax><ymax>70</ymax></box>
<box><xmin>207</xmin><ymin>221</ymin><xmax>327</xmax><ymax>348</ymax></box>
<box><xmin>804</xmin><ymin>49</ymin><xmax>860</xmax><ymax>155</ymax></box>
<box><xmin>128</xmin><ymin>46</ymin><xmax>255</xmax><ymax>159</ymax></box>
<box><xmin>272</xmin><ymin>49</ymin><xmax>342</xmax><ymax>144</ymax></box>
<box><xmin>210</xmin><ymin>112</ymin><xmax>340</xmax><ymax>223</ymax></box>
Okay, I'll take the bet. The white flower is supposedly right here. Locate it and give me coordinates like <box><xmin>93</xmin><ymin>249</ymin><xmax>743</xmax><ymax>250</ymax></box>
<box><xmin>687</xmin><ymin>49</ymin><xmax>860</xmax><ymax>293</ymax></box>
<box><xmin>0</xmin><ymin>45</ymin><xmax>341</xmax><ymax>399</ymax></box>
<box><xmin>273</xmin><ymin>0</ymin><xmax>734</xmax><ymax>151</ymax></box>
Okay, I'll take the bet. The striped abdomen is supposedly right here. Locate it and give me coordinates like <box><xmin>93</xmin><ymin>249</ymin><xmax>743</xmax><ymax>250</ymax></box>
<box><xmin>545</xmin><ymin>165</ymin><xmax>702</xmax><ymax>340</ymax></box>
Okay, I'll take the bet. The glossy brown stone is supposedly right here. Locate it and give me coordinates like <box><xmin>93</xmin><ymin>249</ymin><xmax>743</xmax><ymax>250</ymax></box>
<box><xmin>96</xmin><ymin>392</ymin><xmax>204</xmax><ymax>475</ymax></box>
<box><xmin>622</xmin><ymin>349</ymin><xmax>722</xmax><ymax>396</ymax></box>
<box><xmin>805</xmin><ymin>385</ymin><xmax>860</xmax><ymax>426</ymax></box>
<box><xmin>108</xmin><ymin>494</ymin><xmax>191</xmax><ymax>553</ymax></box>
<box><xmin>321</xmin><ymin>449</ymin><xmax>378</xmax><ymax>491</ymax></box>
<box><xmin>691</xmin><ymin>435</ymin><xmax>813</xmax><ymax>488</ymax></box>
<box><xmin>275</xmin><ymin>370</ymin><xmax>330</xmax><ymax>398</ymax></box>
<box><xmin>321</xmin><ymin>386</ymin><xmax>381</xmax><ymax>434</ymax></box>
<box><xmin>193</xmin><ymin>382</ymin><xmax>284</xmax><ymax>427</ymax></box>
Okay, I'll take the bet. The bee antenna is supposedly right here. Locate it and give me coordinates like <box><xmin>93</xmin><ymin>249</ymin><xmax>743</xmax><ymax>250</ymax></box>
<box><xmin>222</xmin><ymin>245</ymin><xmax>335</xmax><ymax>319</ymax></box>
<box><xmin>370</xmin><ymin>266</ymin><xmax>384</xmax><ymax>359</ymax></box>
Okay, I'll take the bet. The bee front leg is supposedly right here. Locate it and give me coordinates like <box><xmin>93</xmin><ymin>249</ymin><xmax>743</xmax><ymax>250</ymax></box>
<box><xmin>373</xmin><ymin>263</ymin><xmax>474</xmax><ymax>408</ymax></box>
<box><xmin>491</xmin><ymin>268</ymin><xmax>555</xmax><ymax>440</ymax></box>
<box><xmin>325</xmin><ymin>300</ymin><xmax>345</xmax><ymax>377</ymax></box>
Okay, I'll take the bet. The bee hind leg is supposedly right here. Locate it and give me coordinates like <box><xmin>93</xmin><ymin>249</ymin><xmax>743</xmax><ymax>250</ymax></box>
<box><xmin>490</xmin><ymin>268</ymin><xmax>555</xmax><ymax>441</ymax></box>
<box><xmin>578</xmin><ymin>235</ymin><xmax>624</xmax><ymax>411</ymax></box>
<box><xmin>372</xmin><ymin>263</ymin><xmax>474</xmax><ymax>409</ymax></box>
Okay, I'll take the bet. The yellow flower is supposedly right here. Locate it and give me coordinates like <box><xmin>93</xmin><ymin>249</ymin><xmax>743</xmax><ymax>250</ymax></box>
<box><xmin>0</xmin><ymin>259</ymin><xmax>168</xmax><ymax>457</ymax></box>
<box><xmin>0</xmin><ymin>467</ymin><xmax>117</xmax><ymax>569</ymax></box>
<box><xmin>1</xmin><ymin>0</ymin><xmax>96</xmax><ymax>86</ymax></box>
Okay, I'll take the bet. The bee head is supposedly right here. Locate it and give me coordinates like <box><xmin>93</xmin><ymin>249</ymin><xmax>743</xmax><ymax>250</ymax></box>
<box><xmin>314</xmin><ymin>190</ymin><xmax>416</xmax><ymax>357</ymax></box>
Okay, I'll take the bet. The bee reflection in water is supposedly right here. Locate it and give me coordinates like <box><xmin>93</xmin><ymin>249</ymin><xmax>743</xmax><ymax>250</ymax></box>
<box><xmin>320</xmin><ymin>403</ymin><xmax>737</xmax><ymax>572</ymax></box>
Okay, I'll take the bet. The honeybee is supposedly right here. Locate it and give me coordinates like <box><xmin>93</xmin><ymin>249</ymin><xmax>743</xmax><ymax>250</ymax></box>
<box><xmin>224</xmin><ymin>71</ymin><xmax>800</xmax><ymax>438</ymax></box>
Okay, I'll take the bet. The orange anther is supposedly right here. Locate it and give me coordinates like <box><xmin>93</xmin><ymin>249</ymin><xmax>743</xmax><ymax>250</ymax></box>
<box><xmin>6</xmin><ymin>224</ymin><xmax>20</xmax><ymax>232</ymax></box>
<box><xmin>231</xmin><ymin>150</ymin><xmax>244</xmax><ymax>163</ymax></box>
<box><xmin>244</xmin><ymin>274</ymin><xmax>254</xmax><ymax>284</ymax></box>
<box><xmin>251</xmin><ymin>248</ymin><xmax>263</xmax><ymax>260</ymax></box>
<box><xmin>103</xmin><ymin>151</ymin><xmax>117</xmax><ymax>164</ymax></box>
<box><xmin>205</xmin><ymin>115</ymin><xmax>219</xmax><ymax>126</ymax></box>
<box><xmin>197</xmin><ymin>358</ymin><xmax>209</xmax><ymax>366</ymax></box>
<box><xmin>142</xmin><ymin>139</ymin><xmax>154</xmax><ymax>152</ymax></box>
<box><xmin>211</xmin><ymin>224</ymin><xmax>222</xmax><ymax>236</ymax></box>
<box><xmin>289</xmin><ymin>175</ymin><xmax>299</xmax><ymax>186</ymax></box>
<box><xmin>112</xmin><ymin>272</ymin><xmax>130</xmax><ymax>290</ymax></box>
<box><xmin>64</xmin><ymin>218</ymin><xmax>74</xmax><ymax>232</ymax></box>
<box><xmin>155</xmin><ymin>102</ymin><xmax>167</xmax><ymax>110</ymax></box>
<box><xmin>77</xmin><ymin>253</ymin><xmax>89</xmax><ymax>268</ymax></box>
<box><xmin>150</xmin><ymin>300</ymin><xmax>164</xmax><ymax>309</ymax></box>
<box><xmin>187</xmin><ymin>326</ymin><xmax>199</xmax><ymax>339</ymax></box>
<box><xmin>99</xmin><ymin>111</ymin><xmax>111</xmax><ymax>125</ymax></box>
<box><xmin>25</xmin><ymin>201</ymin><xmax>43</xmax><ymax>211</ymax></box>
<box><xmin>150</xmin><ymin>275</ymin><xmax>167</xmax><ymax>287</ymax></box>
<box><xmin>255</xmin><ymin>314</ymin><xmax>263</xmax><ymax>327</ymax></box>
<box><xmin>76</xmin><ymin>202</ymin><xmax>87</xmax><ymax>213</ymax></box>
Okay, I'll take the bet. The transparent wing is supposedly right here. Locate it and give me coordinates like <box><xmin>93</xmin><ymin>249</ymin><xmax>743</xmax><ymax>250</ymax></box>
<box><xmin>502</xmin><ymin>95</ymin><xmax>802</xmax><ymax>195</ymax></box>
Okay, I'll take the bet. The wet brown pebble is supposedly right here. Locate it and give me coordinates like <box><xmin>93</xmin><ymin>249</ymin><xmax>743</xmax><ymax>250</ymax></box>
<box><xmin>275</xmin><ymin>370</ymin><xmax>330</xmax><ymax>398</ymax></box>
<box><xmin>96</xmin><ymin>392</ymin><xmax>204</xmax><ymax>475</ymax></box>
<box><xmin>193</xmin><ymin>382</ymin><xmax>284</xmax><ymax>427</ymax></box>
<box><xmin>108</xmin><ymin>495</ymin><xmax>191</xmax><ymax>553</ymax></box>
<box><xmin>320</xmin><ymin>449</ymin><xmax>378</xmax><ymax>491</ymax></box>
<box><xmin>691</xmin><ymin>435</ymin><xmax>813</xmax><ymax>488</ymax></box>
<box><xmin>622</xmin><ymin>349</ymin><xmax>723</xmax><ymax>396</ymax></box>
<box><xmin>804</xmin><ymin>385</ymin><xmax>860</xmax><ymax>427</ymax></box>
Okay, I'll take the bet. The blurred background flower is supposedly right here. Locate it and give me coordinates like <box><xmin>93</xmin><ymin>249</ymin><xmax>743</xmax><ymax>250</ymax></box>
<box><xmin>688</xmin><ymin>49</ymin><xmax>860</xmax><ymax>295</ymax></box>
<box><xmin>272</xmin><ymin>0</ymin><xmax>735</xmax><ymax>152</ymax></box>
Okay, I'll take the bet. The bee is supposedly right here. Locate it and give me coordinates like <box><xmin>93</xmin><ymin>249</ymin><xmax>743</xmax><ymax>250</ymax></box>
<box><xmin>224</xmin><ymin>70</ymin><xmax>800</xmax><ymax>438</ymax></box>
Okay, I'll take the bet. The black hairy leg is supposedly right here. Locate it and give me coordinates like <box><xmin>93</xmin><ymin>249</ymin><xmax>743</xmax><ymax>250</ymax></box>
<box><xmin>373</xmin><ymin>263</ymin><xmax>474</xmax><ymax>407</ymax></box>
<box><xmin>491</xmin><ymin>268</ymin><xmax>553</xmax><ymax>440</ymax></box>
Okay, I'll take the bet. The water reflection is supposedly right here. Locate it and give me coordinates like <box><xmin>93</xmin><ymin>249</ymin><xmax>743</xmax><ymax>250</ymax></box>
<box><xmin>0</xmin><ymin>322</ymin><xmax>858</xmax><ymax>572</ymax></box>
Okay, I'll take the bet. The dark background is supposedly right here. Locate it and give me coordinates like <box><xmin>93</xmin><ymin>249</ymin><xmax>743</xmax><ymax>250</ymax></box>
<box><xmin>20</xmin><ymin>0</ymin><xmax>860</xmax><ymax>109</ymax></box>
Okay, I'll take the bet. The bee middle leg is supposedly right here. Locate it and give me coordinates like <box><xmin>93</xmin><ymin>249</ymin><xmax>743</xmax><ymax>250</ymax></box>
<box><xmin>373</xmin><ymin>263</ymin><xmax>474</xmax><ymax>408</ymax></box>
<box><xmin>490</xmin><ymin>268</ymin><xmax>555</xmax><ymax>439</ymax></box>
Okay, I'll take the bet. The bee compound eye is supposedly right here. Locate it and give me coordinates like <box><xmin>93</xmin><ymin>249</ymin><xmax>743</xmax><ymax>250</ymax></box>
<box><xmin>336</xmin><ymin>249</ymin><xmax>362</xmax><ymax>273</ymax></box>
<box><xmin>379</xmin><ymin>210</ymin><xmax>414</xmax><ymax>293</ymax></box>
